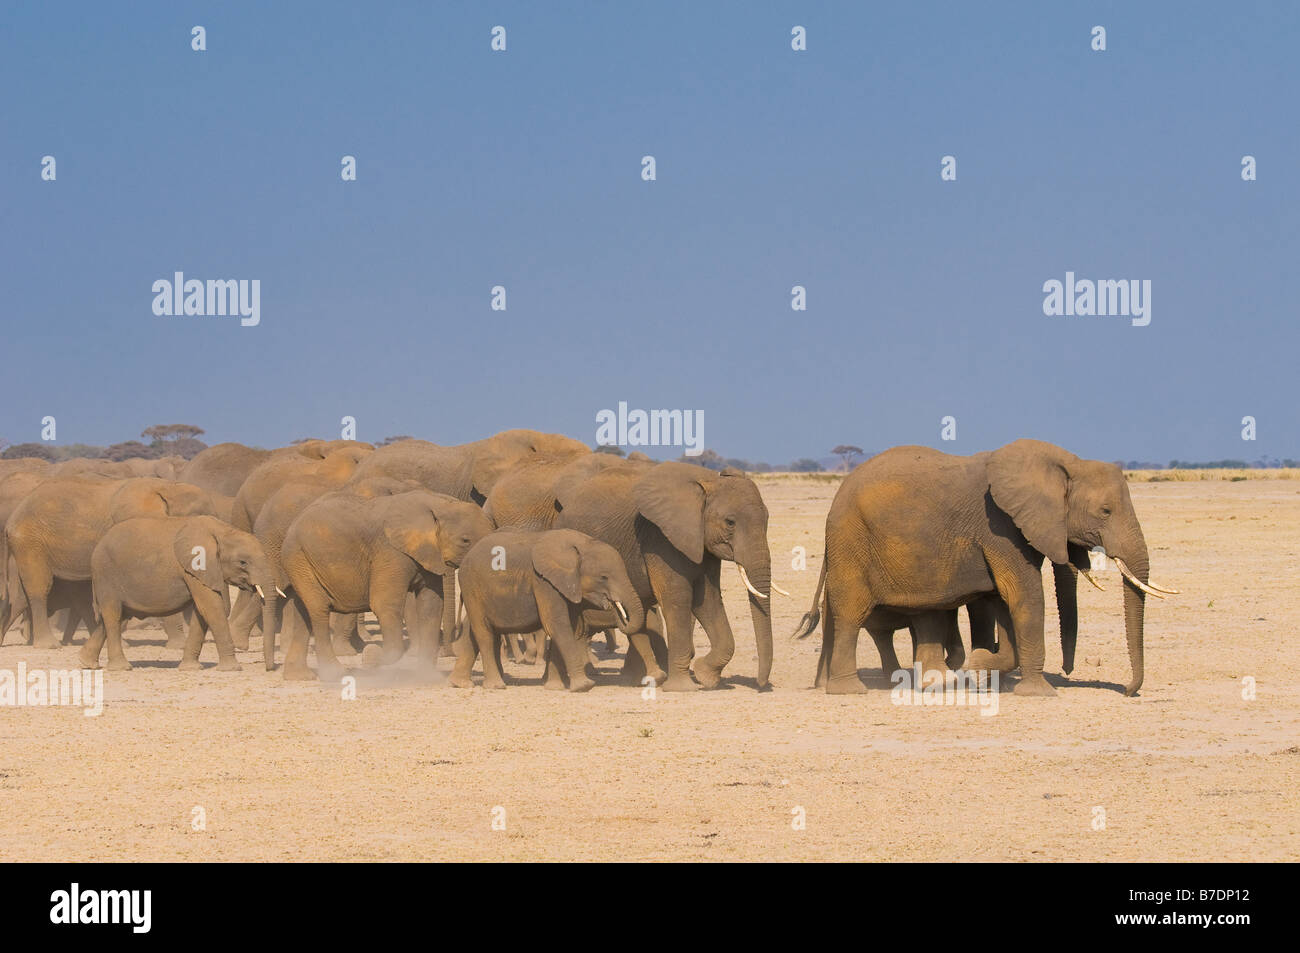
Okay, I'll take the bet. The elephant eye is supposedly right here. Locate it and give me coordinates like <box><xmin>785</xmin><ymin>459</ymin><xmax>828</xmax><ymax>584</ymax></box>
<box><xmin>724</xmin><ymin>517</ymin><xmax>736</xmax><ymax>527</ymax></box>
<box><xmin>1100</xmin><ymin>506</ymin><xmax>1112</xmax><ymax>518</ymax></box>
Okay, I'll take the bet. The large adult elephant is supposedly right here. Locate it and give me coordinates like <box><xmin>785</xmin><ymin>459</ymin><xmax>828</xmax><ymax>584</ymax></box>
<box><xmin>4</xmin><ymin>476</ymin><xmax>221</xmax><ymax>648</ymax></box>
<box><xmin>348</xmin><ymin>430</ymin><xmax>590</xmax><ymax>505</ymax></box>
<box><xmin>792</xmin><ymin>440</ymin><xmax>1178</xmax><ymax>696</ymax></box>
<box><xmin>555</xmin><ymin>461</ymin><xmax>781</xmax><ymax>691</ymax></box>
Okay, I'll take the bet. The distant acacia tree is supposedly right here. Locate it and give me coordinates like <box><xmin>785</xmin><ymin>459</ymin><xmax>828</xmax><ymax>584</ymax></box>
<box><xmin>142</xmin><ymin>424</ymin><xmax>205</xmax><ymax>444</ymax></box>
<box><xmin>1</xmin><ymin>442</ymin><xmax>56</xmax><ymax>461</ymax></box>
<box><xmin>594</xmin><ymin>444</ymin><xmax>625</xmax><ymax>456</ymax></box>
<box><xmin>789</xmin><ymin>458</ymin><xmax>823</xmax><ymax>473</ymax></box>
<box><xmin>104</xmin><ymin>441</ymin><xmax>161</xmax><ymax>461</ymax></box>
<box><xmin>831</xmin><ymin>445</ymin><xmax>864</xmax><ymax>472</ymax></box>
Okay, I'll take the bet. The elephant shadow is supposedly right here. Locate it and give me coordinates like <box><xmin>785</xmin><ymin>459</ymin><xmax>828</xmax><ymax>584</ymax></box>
<box><xmin>1045</xmin><ymin>671</ymin><xmax>1130</xmax><ymax>694</ymax></box>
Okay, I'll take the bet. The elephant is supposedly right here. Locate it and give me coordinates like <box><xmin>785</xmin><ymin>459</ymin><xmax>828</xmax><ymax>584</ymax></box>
<box><xmin>347</xmin><ymin>429</ymin><xmax>590</xmax><ymax>506</ymax></box>
<box><xmin>451</xmin><ymin>528</ymin><xmax>646</xmax><ymax>692</ymax></box>
<box><xmin>483</xmin><ymin>451</ymin><xmax>647</xmax><ymax>662</ymax></box>
<box><xmin>792</xmin><ymin>440</ymin><xmax>1178</xmax><ymax>696</ymax></box>
<box><xmin>230</xmin><ymin>442</ymin><xmax>373</xmax><ymax>531</ymax></box>
<box><xmin>179</xmin><ymin>439</ymin><xmax>371</xmax><ymax>497</ymax></box>
<box><xmin>0</xmin><ymin>458</ymin><xmax>50</xmax><ymax>478</ymax></box>
<box><xmin>82</xmin><ymin>516</ymin><xmax>278</xmax><ymax>671</ymax></box>
<box><xmin>279</xmin><ymin>489</ymin><xmax>493</xmax><ymax>680</ymax></box>
<box><xmin>247</xmin><ymin>475</ymin><xmax>423</xmax><ymax>664</ymax></box>
<box><xmin>861</xmin><ymin>555</ymin><xmax>1098</xmax><ymax>685</ymax></box>
<box><xmin>554</xmin><ymin>461</ymin><xmax>781</xmax><ymax>691</ymax></box>
<box><xmin>4</xmin><ymin>476</ymin><xmax>221</xmax><ymax>649</ymax></box>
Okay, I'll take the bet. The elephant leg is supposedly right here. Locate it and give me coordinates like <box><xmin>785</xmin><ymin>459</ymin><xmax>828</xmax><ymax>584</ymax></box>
<box><xmin>372</xmin><ymin>597</ymin><xmax>407</xmax><ymax>666</ymax></box>
<box><xmin>179</xmin><ymin>615</ymin><xmax>209</xmax><ymax>670</ymax></box>
<box><xmin>228</xmin><ymin>588</ymin><xmax>260</xmax><ymax>651</ymax></box>
<box><xmin>541</xmin><ymin>636</ymin><xmax>568</xmax><ymax>690</ymax></box>
<box><xmin>78</xmin><ymin>602</ymin><xmax>115</xmax><ymax>669</ymax></box>
<box><xmin>412</xmin><ymin>586</ymin><xmax>443</xmax><ymax>667</ymax></box>
<box><xmin>974</xmin><ymin>568</ymin><xmax>1050</xmax><ymax>696</ymax></box>
<box><xmin>651</xmin><ymin>576</ymin><xmax>698</xmax><ymax>693</ymax></box>
<box><xmin>101</xmin><ymin>604</ymin><xmax>133</xmax><ymax>672</ymax></box>
<box><xmin>14</xmin><ymin>557</ymin><xmax>57</xmax><ymax>649</ymax></box>
<box><xmin>331</xmin><ymin>613</ymin><xmax>364</xmax><ymax>656</ymax></box>
<box><xmin>1053</xmin><ymin>563</ymin><xmax>1079</xmax><ymax>676</ymax></box>
<box><xmin>942</xmin><ymin>611</ymin><xmax>965</xmax><ymax>671</ymax></box>
<box><xmin>194</xmin><ymin>587</ymin><xmax>242</xmax><ymax>671</ymax></box>
<box><xmin>823</xmin><ymin>596</ymin><xmax>868</xmax><ymax>694</ymax></box>
<box><xmin>966</xmin><ymin>597</ymin><xmax>998</xmax><ymax>653</ymax></box>
<box><xmin>308</xmin><ymin>603</ymin><xmax>343</xmax><ymax>681</ymax></box>
<box><xmin>161</xmin><ymin>611</ymin><xmax>188</xmax><ymax>650</ymax></box>
<box><xmin>868</xmin><ymin>626</ymin><xmax>904</xmax><ymax>677</ymax></box>
<box><xmin>466</xmin><ymin>606</ymin><xmax>506</xmax><ymax>690</ymax></box>
<box><xmin>281</xmin><ymin>596</ymin><xmax>316</xmax><ymax>681</ymax></box>
<box><xmin>522</xmin><ymin>631</ymin><xmax>541</xmax><ymax>665</ymax></box>
<box><xmin>448</xmin><ymin>624</ymin><xmax>478</xmax><ymax>689</ymax></box>
<box><xmin>912</xmin><ymin>613</ymin><xmax>953</xmax><ymax>690</ymax></box>
<box><xmin>691</xmin><ymin>560</ymin><xmax>735</xmax><ymax>688</ymax></box>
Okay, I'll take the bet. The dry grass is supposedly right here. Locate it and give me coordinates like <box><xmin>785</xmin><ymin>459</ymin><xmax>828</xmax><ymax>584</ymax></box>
<box><xmin>1125</xmin><ymin>468</ymin><xmax>1300</xmax><ymax>482</ymax></box>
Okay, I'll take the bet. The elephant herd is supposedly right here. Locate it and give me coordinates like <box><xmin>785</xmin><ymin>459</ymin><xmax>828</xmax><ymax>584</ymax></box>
<box><xmin>0</xmin><ymin>431</ymin><xmax>1177</xmax><ymax>696</ymax></box>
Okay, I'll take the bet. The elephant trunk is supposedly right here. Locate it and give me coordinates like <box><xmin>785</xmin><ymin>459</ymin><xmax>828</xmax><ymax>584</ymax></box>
<box><xmin>1053</xmin><ymin>562</ymin><xmax>1079</xmax><ymax>675</ymax></box>
<box><xmin>1109</xmin><ymin>522</ymin><xmax>1149</xmax><ymax>696</ymax></box>
<box><xmin>258</xmin><ymin>577</ymin><xmax>278</xmax><ymax>671</ymax></box>
<box><xmin>441</xmin><ymin>570</ymin><xmax>458</xmax><ymax>648</ymax></box>
<box><xmin>611</xmin><ymin>581</ymin><xmax>644</xmax><ymax>636</ymax></box>
<box><xmin>737</xmin><ymin>542</ymin><xmax>774</xmax><ymax>688</ymax></box>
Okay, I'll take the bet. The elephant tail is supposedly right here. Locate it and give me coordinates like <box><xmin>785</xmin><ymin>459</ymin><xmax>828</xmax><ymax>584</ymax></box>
<box><xmin>790</xmin><ymin>555</ymin><xmax>827</xmax><ymax>640</ymax></box>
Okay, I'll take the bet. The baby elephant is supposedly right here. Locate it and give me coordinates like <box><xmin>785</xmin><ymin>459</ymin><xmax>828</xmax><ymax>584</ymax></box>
<box><xmin>84</xmin><ymin>516</ymin><xmax>279</xmax><ymax>671</ymax></box>
<box><xmin>453</xmin><ymin>529</ymin><xmax>644</xmax><ymax>692</ymax></box>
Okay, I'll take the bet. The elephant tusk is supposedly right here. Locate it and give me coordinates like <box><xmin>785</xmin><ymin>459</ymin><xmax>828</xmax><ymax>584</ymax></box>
<box><xmin>770</xmin><ymin>581</ymin><xmax>791</xmax><ymax>597</ymax></box>
<box><xmin>1080</xmin><ymin>569</ymin><xmax>1106</xmax><ymax>592</ymax></box>
<box><xmin>1113</xmin><ymin>558</ymin><xmax>1175</xmax><ymax>598</ymax></box>
<box><xmin>254</xmin><ymin>585</ymin><xmax>266</xmax><ymax>600</ymax></box>
<box><xmin>613</xmin><ymin>600</ymin><xmax>630</xmax><ymax>627</ymax></box>
<box><xmin>736</xmin><ymin>564</ymin><xmax>769</xmax><ymax>600</ymax></box>
<box><xmin>276</xmin><ymin>587</ymin><xmax>287</xmax><ymax>599</ymax></box>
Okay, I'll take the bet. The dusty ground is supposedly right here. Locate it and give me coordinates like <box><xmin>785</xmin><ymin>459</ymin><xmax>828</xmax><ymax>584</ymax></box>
<box><xmin>1</xmin><ymin>477</ymin><xmax>1297</xmax><ymax>861</ymax></box>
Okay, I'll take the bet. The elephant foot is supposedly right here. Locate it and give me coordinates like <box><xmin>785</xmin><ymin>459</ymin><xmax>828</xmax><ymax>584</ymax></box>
<box><xmin>945</xmin><ymin>648</ymin><xmax>966</xmax><ymax>670</ymax></box>
<box><xmin>283</xmin><ymin>663</ymin><xmax>318</xmax><ymax>681</ymax></box>
<box><xmin>448</xmin><ymin>672</ymin><xmax>474</xmax><ymax>689</ymax></box>
<box><xmin>178</xmin><ymin>658</ymin><xmax>202</xmax><ymax>672</ymax></box>
<box><xmin>104</xmin><ymin>657</ymin><xmax>132</xmax><ymax>672</ymax></box>
<box><xmin>646</xmin><ymin>667</ymin><xmax>667</xmax><ymax>686</ymax></box>
<box><xmin>483</xmin><ymin>678</ymin><xmax>507</xmax><ymax>691</ymax></box>
<box><xmin>317</xmin><ymin>663</ymin><xmax>345</xmax><ymax>682</ymax></box>
<box><xmin>964</xmin><ymin>648</ymin><xmax>1013</xmax><ymax>674</ymax></box>
<box><xmin>543</xmin><ymin>676</ymin><xmax>567</xmax><ymax>691</ymax></box>
<box><xmin>165</xmin><ymin>637</ymin><xmax>188</xmax><ymax>652</ymax></box>
<box><xmin>332</xmin><ymin>637</ymin><xmax>359</xmax><ymax>656</ymax></box>
<box><xmin>215</xmin><ymin>659</ymin><xmax>243</xmax><ymax>672</ymax></box>
<box><xmin>693</xmin><ymin>658</ymin><xmax>727</xmax><ymax>689</ymax></box>
<box><xmin>78</xmin><ymin>651</ymin><xmax>101</xmax><ymax>670</ymax></box>
<box><xmin>825</xmin><ymin>674</ymin><xmax>868</xmax><ymax>694</ymax></box>
<box><xmin>231</xmin><ymin>635</ymin><xmax>250</xmax><ymax>652</ymax></box>
<box><xmin>32</xmin><ymin>637</ymin><xmax>61</xmax><ymax>650</ymax></box>
<box><xmin>568</xmin><ymin>676</ymin><xmax>595</xmax><ymax>693</ymax></box>
<box><xmin>1014</xmin><ymin>675</ymin><xmax>1057</xmax><ymax>697</ymax></box>
<box><xmin>522</xmin><ymin>651</ymin><xmax>538</xmax><ymax>665</ymax></box>
<box><xmin>379</xmin><ymin>644</ymin><xmax>406</xmax><ymax>666</ymax></box>
<box><xmin>661</xmin><ymin>673</ymin><xmax>700</xmax><ymax>692</ymax></box>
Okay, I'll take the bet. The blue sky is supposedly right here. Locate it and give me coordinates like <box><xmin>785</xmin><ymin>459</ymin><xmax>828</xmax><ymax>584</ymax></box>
<box><xmin>2</xmin><ymin>1</ymin><xmax>1295</xmax><ymax>463</ymax></box>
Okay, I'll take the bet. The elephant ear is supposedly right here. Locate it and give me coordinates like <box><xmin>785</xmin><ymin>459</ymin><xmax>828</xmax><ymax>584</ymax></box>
<box><xmin>633</xmin><ymin>463</ymin><xmax>707</xmax><ymax>563</ymax></box>
<box><xmin>532</xmin><ymin>533</ymin><xmax>582</xmax><ymax>604</ymax></box>
<box><xmin>173</xmin><ymin>522</ymin><xmax>226</xmax><ymax>593</ymax></box>
<box><xmin>987</xmin><ymin>440</ymin><xmax>1072</xmax><ymax>565</ymax></box>
<box><xmin>383</xmin><ymin>504</ymin><xmax>447</xmax><ymax>575</ymax></box>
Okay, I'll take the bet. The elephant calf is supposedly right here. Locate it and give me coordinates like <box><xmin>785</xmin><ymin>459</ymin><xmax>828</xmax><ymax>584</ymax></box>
<box><xmin>452</xmin><ymin>529</ymin><xmax>645</xmax><ymax>692</ymax></box>
<box><xmin>279</xmin><ymin>489</ymin><xmax>493</xmax><ymax>681</ymax></box>
<box><xmin>84</xmin><ymin>516</ymin><xmax>278</xmax><ymax>671</ymax></box>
